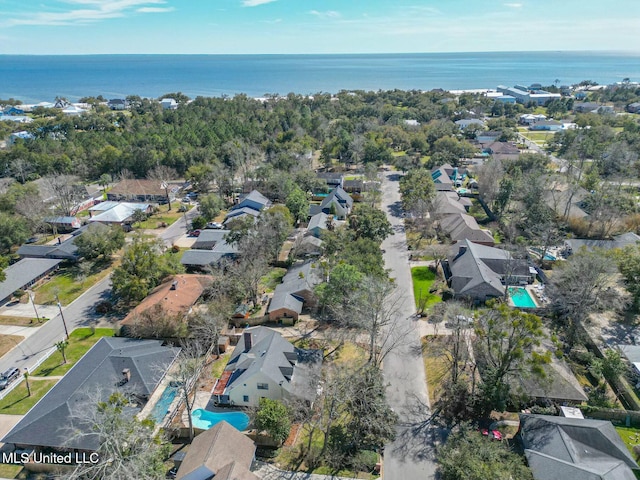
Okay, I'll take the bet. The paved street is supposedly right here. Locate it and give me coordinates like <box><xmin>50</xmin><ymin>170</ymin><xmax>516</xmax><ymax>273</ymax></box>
<box><xmin>380</xmin><ymin>170</ymin><xmax>439</xmax><ymax>479</ymax></box>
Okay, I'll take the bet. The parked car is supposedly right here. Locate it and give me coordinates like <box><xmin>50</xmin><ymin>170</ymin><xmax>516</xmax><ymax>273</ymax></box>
<box><xmin>187</xmin><ymin>229</ymin><xmax>201</xmax><ymax>237</ymax></box>
<box><xmin>205</xmin><ymin>222</ymin><xmax>223</xmax><ymax>229</ymax></box>
<box><xmin>25</xmin><ymin>236</ymin><xmax>38</xmax><ymax>244</ymax></box>
<box><xmin>0</xmin><ymin>368</ymin><xmax>21</xmax><ymax>390</ymax></box>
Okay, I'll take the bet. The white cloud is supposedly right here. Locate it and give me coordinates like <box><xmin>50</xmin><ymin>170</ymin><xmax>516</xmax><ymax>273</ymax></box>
<box><xmin>2</xmin><ymin>0</ymin><xmax>170</xmax><ymax>27</ymax></box>
<box><xmin>241</xmin><ymin>0</ymin><xmax>277</xmax><ymax>6</ymax></box>
<box><xmin>504</xmin><ymin>3</ymin><xmax>523</xmax><ymax>7</ymax></box>
<box><xmin>309</xmin><ymin>10</ymin><xmax>341</xmax><ymax>19</ymax></box>
<box><xmin>136</xmin><ymin>6</ymin><xmax>174</xmax><ymax>13</ymax></box>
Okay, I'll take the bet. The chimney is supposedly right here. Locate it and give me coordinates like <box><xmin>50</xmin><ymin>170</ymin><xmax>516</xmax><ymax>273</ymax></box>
<box><xmin>243</xmin><ymin>331</ymin><xmax>253</xmax><ymax>352</ymax></box>
<box><xmin>122</xmin><ymin>368</ymin><xmax>131</xmax><ymax>383</ymax></box>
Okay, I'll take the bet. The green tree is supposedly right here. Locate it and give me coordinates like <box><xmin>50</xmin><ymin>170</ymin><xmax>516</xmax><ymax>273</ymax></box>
<box><xmin>616</xmin><ymin>245</ymin><xmax>640</xmax><ymax>311</ymax></box>
<box><xmin>55</xmin><ymin>340</ymin><xmax>69</xmax><ymax>364</ymax></box>
<box><xmin>0</xmin><ymin>212</ymin><xmax>29</xmax><ymax>253</ymax></box>
<box><xmin>285</xmin><ymin>186</ymin><xmax>309</xmax><ymax>225</ymax></box>
<box><xmin>191</xmin><ymin>215</ymin><xmax>207</xmax><ymax>230</ymax></box>
<box><xmin>74</xmin><ymin>225</ymin><xmax>125</xmax><ymax>260</ymax></box>
<box><xmin>185</xmin><ymin>163</ymin><xmax>215</xmax><ymax>192</ymax></box>
<box><xmin>131</xmin><ymin>208</ymin><xmax>148</xmax><ymax>227</ymax></box>
<box><xmin>111</xmin><ymin>234</ymin><xmax>181</xmax><ymax>304</ymax></box>
<box><xmin>316</xmin><ymin>263</ymin><xmax>364</xmax><ymax>315</ymax></box>
<box><xmin>255</xmin><ymin>398</ymin><xmax>291</xmax><ymax>444</ymax></box>
<box><xmin>474</xmin><ymin>303</ymin><xmax>549</xmax><ymax>412</ymax></box>
<box><xmin>399</xmin><ymin>168</ymin><xmax>436</xmax><ymax>218</ymax></box>
<box><xmin>198</xmin><ymin>193</ymin><xmax>224</xmax><ymax>222</ymax></box>
<box><xmin>347</xmin><ymin>204</ymin><xmax>392</xmax><ymax>243</ymax></box>
<box><xmin>437</xmin><ymin>425</ymin><xmax>533</xmax><ymax>480</ymax></box>
<box><xmin>590</xmin><ymin>348</ymin><xmax>627</xmax><ymax>381</ymax></box>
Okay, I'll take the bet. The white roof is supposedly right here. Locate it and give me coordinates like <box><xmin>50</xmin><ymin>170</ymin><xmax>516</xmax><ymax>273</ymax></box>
<box><xmin>88</xmin><ymin>203</ymin><xmax>147</xmax><ymax>223</ymax></box>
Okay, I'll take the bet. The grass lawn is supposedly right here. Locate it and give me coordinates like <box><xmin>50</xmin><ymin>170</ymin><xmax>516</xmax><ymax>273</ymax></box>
<box><xmin>520</xmin><ymin>131</ymin><xmax>554</xmax><ymax>144</ymax></box>
<box><xmin>615</xmin><ymin>426</ymin><xmax>640</xmax><ymax>456</ymax></box>
<box><xmin>411</xmin><ymin>267</ymin><xmax>442</xmax><ymax>311</ymax></box>
<box><xmin>0</xmin><ymin>335</ymin><xmax>25</xmax><ymax>357</ymax></box>
<box><xmin>211</xmin><ymin>353</ymin><xmax>231</xmax><ymax>379</ymax></box>
<box><xmin>34</xmin><ymin>261</ymin><xmax>113</xmax><ymax>306</ymax></box>
<box><xmin>260</xmin><ymin>268</ymin><xmax>287</xmax><ymax>293</ymax></box>
<box><xmin>0</xmin><ymin>464</ymin><xmax>22</xmax><ymax>478</ymax></box>
<box><xmin>136</xmin><ymin>202</ymin><xmax>190</xmax><ymax>229</ymax></box>
<box><xmin>0</xmin><ymin>379</ymin><xmax>58</xmax><ymax>415</ymax></box>
<box><xmin>421</xmin><ymin>336</ymin><xmax>450</xmax><ymax>405</ymax></box>
<box><xmin>0</xmin><ymin>316</ymin><xmax>46</xmax><ymax>327</ymax></box>
<box><xmin>33</xmin><ymin>328</ymin><xmax>115</xmax><ymax>377</ymax></box>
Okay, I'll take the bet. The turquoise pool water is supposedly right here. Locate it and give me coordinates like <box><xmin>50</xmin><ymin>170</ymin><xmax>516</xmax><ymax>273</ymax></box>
<box><xmin>543</xmin><ymin>253</ymin><xmax>556</xmax><ymax>261</ymax></box>
<box><xmin>191</xmin><ymin>408</ymin><xmax>250</xmax><ymax>431</ymax></box>
<box><xmin>508</xmin><ymin>287</ymin><xmax>537</xmax><ymax>308</ymax></box>
<box><xmin>150</xmin><ymin>386</ymin><xmax>177</xmax><ymax>424</ymax></box>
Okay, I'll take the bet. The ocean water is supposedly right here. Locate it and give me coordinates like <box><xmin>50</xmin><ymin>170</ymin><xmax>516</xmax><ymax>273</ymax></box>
<box><xmin>0</xmin><ymin>51</ymin><xmax>639</xmax><ymax>103</ymax></box>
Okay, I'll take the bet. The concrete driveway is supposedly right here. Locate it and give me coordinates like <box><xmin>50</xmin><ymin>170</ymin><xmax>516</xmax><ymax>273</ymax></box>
<box><xmin>379</xmin><ymin>170</ymin><xmax>440</xmax><ymax>479</ymax></box>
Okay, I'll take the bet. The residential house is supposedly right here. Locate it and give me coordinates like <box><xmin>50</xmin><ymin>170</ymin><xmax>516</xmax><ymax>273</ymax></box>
<box><xmin>543</xmin><ymin>179</ymin><xmax>590</xmax><ymax>219</ymax></box>
<box><xmin>306</xmin><ymin>212</ymin><xmax>329</xmax><ymax>238</ymax></box>
<box><xmin>119</xmin><ymin>274</ymin><xmax>212</xmax><ymax>336</ymax></box>
<box><xmin>61</xmin><ymin>105</ymin><xmax>87</xmax><ymax>116</ymax></box>
<box><xmin>268</xmin><ymin>286</ymin><xmax>304</xmax><ymax>323</ymax></box>
<box><xmin>455</xmin><ymin>119</ymin><xmax>486</xmax><ymax>131</ymax></box>
<box><xmin>7</xmin><ymin>131</ymin><xmax>35</xmax><ymax>145</ymax></box>
<box><xmin>87</xmin><ymin>202</ymin><xmax>151</xmax><ymax>227</ymax></box>
<box><xmin>431</xmin><ymin>164</ymin><xmax>455</xmax><ymax>191</ymax></box>
<box><xmin>44</xmin><ymin>216</ymin><xmax>81</xmax><ymax>232</ymax></box>
<box><xmin>565</xmin><ymin>232</ymin><xmax>640</xmax><ymax>255</ymax></box>
<box><xmin>2</xmin><ymin>337</ymin><xmax>180</xmax><ymax>452</ymax></box>
<box><xmin>0</xmin><ymin>258</ymin><xmax>62</xmax><ymax>305</ymax></box>
<box><xmin>445</xmin><ymin>240</ymin><xmax>534</xmax><ymax>302</ymax></box>
<box><xmin>3</xmin><ymin>106</ymin><xmax>25</xmax><ymax>115</ymax></box>
<box><xmin>475</xmin><ymin>131</ymin><xmax>503</xmax><ymax>144</ymax></box>
<box><xmin>175</xmin><ymin>421</ymin><xmax>258</xmax><ymax>480</ymax></box>
<box><xmin>519</xmin><ymin>414</ymin><xmax>638</xmax><ymax>480</ymax></box>
<box><xmin>233</xmin><ymin>190</ymin><xmax>271</xmax><ymax>213</ymax></box>
<box><xmin>483</xmin><ymin>141</ymin><xmax>520</xmax><ymax>161</ymax></box>
<box><xmin>573</xmin><ymin>102</ymin><xmax>602</xmax><ymax>113</ymax></box>
<box><xmin>316</xmin><ymin>172</ymin><xmax>344</xmax><ymax>189</ymax></box>
<box><xmin>627</xmin><ymin>102</ymin><xmax>640</xmax><ymax>114</ymax></box>
<box><xmin>17</xmin><ymin>223</ymin><xmax>108</xmax><ymax>262</ymax></box>
<box><xmin>107</xmin><ymin>99</ymin><xmax>129</xmax><ymax>110</ymax></box>
<box><xmin>519</xmin><ymin>114</ymin><xmax>547</xmax><ymax>126</ymax></box>
<box><xmin>213</xmin><ymin>326</ymin><xmax>321</xmax><ymax>407</ymax></box>
<box><xmin>529</xmin><ymin>119</ymin><xmax>563</xmax><ymax>132</ymax></box>
<box><xmin>310</xmin><ymin>187</ymin><xmax>353</xmax><ymax>220</ymax></box>
<box><xmin>161</xmin><ymin>98</ymin><xmax>179</xmax><ymax>110</ymax></box>
<box><xmin>0</xmin><ymin>115</ymin><xmax>32</xmax><ymax>124</ymax></box>
<box><xmin>432</xmin><ymin>192</ymin><xmax>470</xmax><ymax>217</ymax></box>
<box><xmin>107</xmin><ymin>179</ymin><xmax>179</xmax><ymax>204</ymax></box>
<box><xmin>439</xmin><ymin>213</ymin><xmax>494</xmax><ymax>246</ymax></box>
<box><xmin>223</xmin><ymin>207</ymin><xmax>261</xmax><ymax>226</ymax></box>
<box><xmin>497</xmin><ymin>85</ymin><xmax>561</xmax><ymax>105</ymax></box>
<box><xmin>294</xmin><ymin>236</ymin><xmax>323</xmax><ymax>259</ymax></box>
<box><xmin>181</xmin><ymin>230</ymin><xmax>238</xmax><ymax>270</ymax></box>
<box><xmin>278</xmin><ymin>261</ymin><xmax>324</xmax><ymax>305</ymax></box>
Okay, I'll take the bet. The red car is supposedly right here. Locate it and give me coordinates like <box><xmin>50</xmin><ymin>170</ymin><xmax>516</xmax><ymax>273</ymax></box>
<box><xmin>481</xmin><ymin>429</ymin><xmax>503</xmax><ymax>441</ymax></box>
<box><xmin>188</xmin><ymin>229</ymin><xmax>201</xmax><ymax>237</ymax></box>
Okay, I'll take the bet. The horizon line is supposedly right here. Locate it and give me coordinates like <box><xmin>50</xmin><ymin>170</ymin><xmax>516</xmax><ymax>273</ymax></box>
<box><xmin>1</xmin><ymin>49</ymin><xmax>640</xmax><ymax>57</ymax></box>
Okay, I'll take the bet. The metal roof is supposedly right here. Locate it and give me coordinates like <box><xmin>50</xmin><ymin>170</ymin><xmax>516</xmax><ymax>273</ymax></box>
<box><xmin>0</xmin><ymin>258</ymin><xmax>62</xmax><ymax>302</ymax></box>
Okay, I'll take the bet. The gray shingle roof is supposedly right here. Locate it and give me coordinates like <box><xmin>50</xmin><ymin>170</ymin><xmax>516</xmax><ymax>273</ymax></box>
<box><xmin>2</xmin><ymin>337</ymin><xmax>180</xmax><ymax>450</ymax></box>
<box><xmin>192</xmin><ymin>229</ymin><xmax>231</xmax><ymax>250</ymax></box>
<box><xmin>224</xmin><ymin>327</ymin><xmax>321</xmax><ymax>402</ymax></box>
<box><xmin>280</xmin><ymin>261</ymin><xmax>323</xmax><ymax>294</ymax></box>
<box><xmin>176</xmin><ymin>421</ymin><xmax>258</xmax><ymax>480</ymax></box>
<box><xmin>0</xmin><ymin>258</ymin><xmax>62</xmax><ymax>303</ymax></box>
<box><xmin>520</xmin><ymin>414</ymin><xmax>638</xmax><ymax>480</ymax></box>
<box><xmin>268</xmin><ymin>286</ymin><xmax>304</xmax><ymax>315</ymax></box>
<box><xmin>181</xmin><ymin>249</ymin><xmax>227</xmax><ymax>267</ymax></box>
<box><xmin>232</xmin><ymin>190</ymin><xmax>270</xmax><ymax>211</ymax></box>
<box><xmin>440</xmin><ymin>213</ymin><xmax>494</xmax><ymax>245</ymax></box>
<box><xmin>319</xmin><ymin>187</ymin><xmax>353</xmax><ymax>214</ymax></box>
<box><xmin>307</xmin><ymin>212</ymin><xmax>329</xmax><ymax>233</ymax></box>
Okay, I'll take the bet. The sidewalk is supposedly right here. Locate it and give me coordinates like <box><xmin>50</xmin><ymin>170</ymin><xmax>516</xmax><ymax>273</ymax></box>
<box><xmin>0</xmin><ymin>303</ymin><xmax>59</xmax><ymax>320</ymax></box>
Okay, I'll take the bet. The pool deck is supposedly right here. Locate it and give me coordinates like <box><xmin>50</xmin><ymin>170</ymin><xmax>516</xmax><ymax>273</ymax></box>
<box><xmin>182</xmin><ymin>390</ymin><xmax>215</xmax><ymax>426</ymax></box>
<box><xmin>508</xmin><ymin>285</ymin><xmax>543</xmax><ymax>308</ymax></box>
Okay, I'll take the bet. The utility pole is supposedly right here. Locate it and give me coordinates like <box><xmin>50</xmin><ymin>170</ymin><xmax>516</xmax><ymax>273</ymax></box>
<box><xmin>55</xmin><ymin>294</ymin><xmax>69</xmax><ymax>340</ymax></box>
<box><xmin>27</xmin><ymin>290</ymin><xmax>40</xmax><ymax>323</ymax></box>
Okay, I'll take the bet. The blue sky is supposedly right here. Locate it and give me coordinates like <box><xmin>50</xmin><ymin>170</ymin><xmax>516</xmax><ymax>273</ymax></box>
<box><xmin>0</xmin><ymin>0</ymin><xmax>639</xmax><ymax>54</ymax></box>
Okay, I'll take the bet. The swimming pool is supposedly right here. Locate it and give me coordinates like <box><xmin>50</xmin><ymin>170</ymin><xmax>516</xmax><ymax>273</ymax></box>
<box><xmin>543</xmin><ymin>253</ymin><xmax>556</xmax><ymax>261</ymax></box>
<box><xmin>149</xmin><ymin>385</ymin><xmax>178</xmax><ymax>424</ymax></box>
<box><xmin>508</xmin><ymin>287</ymin><xmax>537</xmax><ymax>308</ymax></box>
<box><xmin>191</xmin><ymin>408</ymin><xmax>250</xmax><ymax>431</ymax></box>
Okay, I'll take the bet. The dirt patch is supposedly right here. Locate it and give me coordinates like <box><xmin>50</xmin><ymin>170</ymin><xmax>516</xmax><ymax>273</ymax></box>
<box><xmin>0</xmin><ymin>334</ymin><xmax>25</xmax><ymax>357</ymax></box>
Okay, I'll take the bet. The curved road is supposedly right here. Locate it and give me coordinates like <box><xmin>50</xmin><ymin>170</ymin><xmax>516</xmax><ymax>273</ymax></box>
<box><xmin>380</xmin><ymin>170</ymin><xmax>439</xmax><ymax>479</ymax></box>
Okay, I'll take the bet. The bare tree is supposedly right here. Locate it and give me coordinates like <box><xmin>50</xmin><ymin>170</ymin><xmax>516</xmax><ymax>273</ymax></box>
<box><xmin>41</xmin><ymin>174</ymin><xmax>84</xmax><ymax>216</ymax></box>
<box><xmin>188</xmin><ymin>301</ymin><xmax>232</xmax><ymax>355</ymax></box>
<box><xmin>474</xmin><ymin>157</ymin><xmax>504</xmax><ymax>208</ymax></box>
<box><xmin>65</xmin><ymin>390</ymin><xmax>170</xmax><ymax>480</ymax></box>
<box><xmin>172</xmin><ymin>342</ymin><xmax>209</xmax><ymax>441</ymax></box>
<box><xmin>147</xmin><ymin>165</ymin><xmax>178</xmax><ymax>210</ymax></box>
